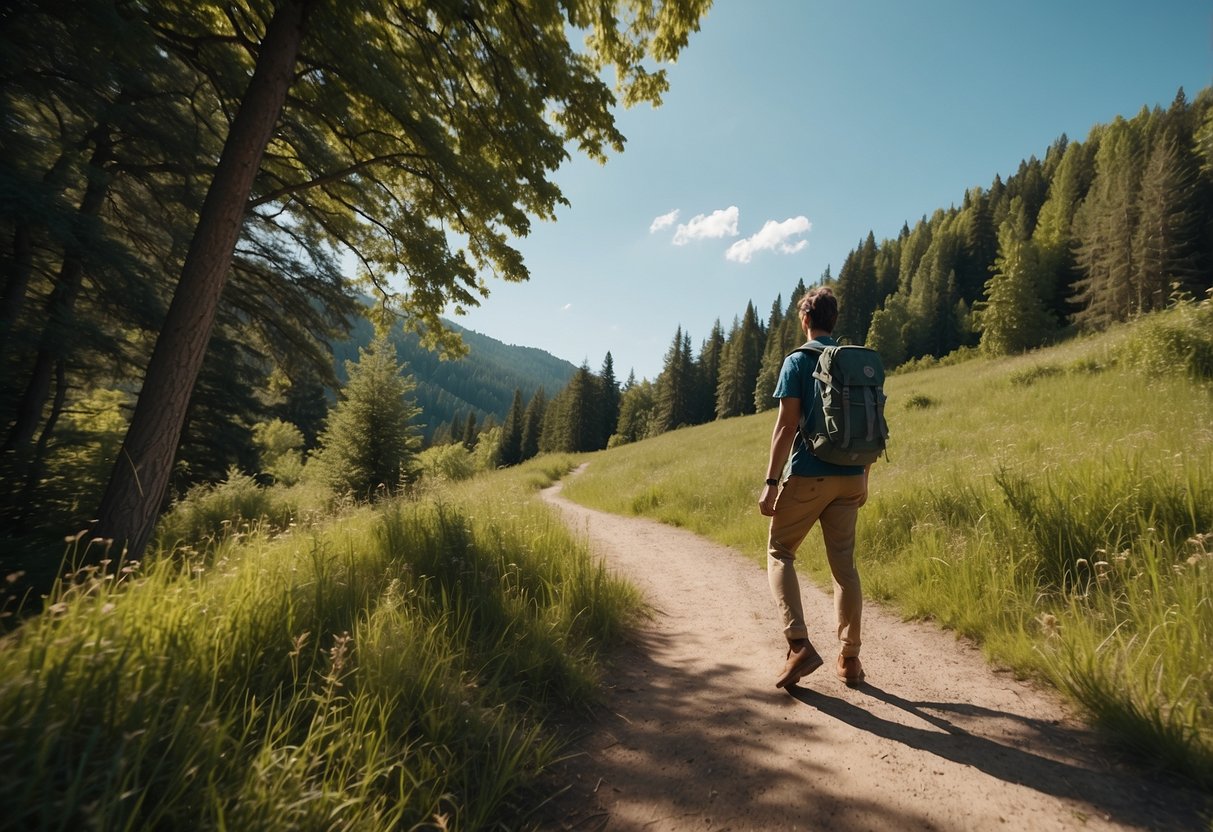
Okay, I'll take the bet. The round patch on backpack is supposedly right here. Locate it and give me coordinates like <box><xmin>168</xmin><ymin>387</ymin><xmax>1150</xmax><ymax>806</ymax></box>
<box><xmin>863</xmin><ymin>365</ymin><xmax>875</xmax><ymax>378</ymax></box>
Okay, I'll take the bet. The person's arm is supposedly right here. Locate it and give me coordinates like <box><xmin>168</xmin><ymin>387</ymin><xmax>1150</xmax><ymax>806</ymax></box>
<box><xmin>758</xmin><ymin>396</ymin><xmax>801</xmax><ymax>517</ymax></box>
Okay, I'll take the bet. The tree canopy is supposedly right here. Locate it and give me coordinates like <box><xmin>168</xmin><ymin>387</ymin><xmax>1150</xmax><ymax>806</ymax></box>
<box><xmin>0</xmin><ymin>0</ymin><xmax>711</xmax><ymax>555</ymax></box>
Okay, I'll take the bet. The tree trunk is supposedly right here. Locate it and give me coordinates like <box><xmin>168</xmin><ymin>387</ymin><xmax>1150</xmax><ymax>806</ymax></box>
<box><xmin>16</xmin><ymin>358</ymin><xmax>67</xmax><ymax>530</ymax></box>
<box><xmin>3</xmin><ymin>146</ymin><xmax>110</xmax><ymax>452</ymax></box>
<box><xmin>93</xmin><ymin>0</ymin><xmax>310</xmax><ymax>559</ymax></box>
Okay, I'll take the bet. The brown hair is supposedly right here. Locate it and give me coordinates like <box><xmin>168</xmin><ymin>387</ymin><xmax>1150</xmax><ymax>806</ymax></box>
<box><xmin>798</xmin><ymin>286</ymin><xmax>838</xmax><ymax>333</ymax></box>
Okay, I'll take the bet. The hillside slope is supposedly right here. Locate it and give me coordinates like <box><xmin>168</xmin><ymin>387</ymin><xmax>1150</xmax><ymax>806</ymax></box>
<box><xmin>560</xmin><ymin>306</ymin><xmax>1213</xmax><ymax>788</ymax></box>
<box><xmin>335</xmin><ymin>315</ymin><xmax>577</xmax><ymax>440</ymax></box>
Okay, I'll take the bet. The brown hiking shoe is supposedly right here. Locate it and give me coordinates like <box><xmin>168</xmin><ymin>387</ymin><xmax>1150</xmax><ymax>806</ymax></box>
<box><xmin>837</xmin><ymin>655</ymin><xmax>864</xmax><ymax>687</ymax></box>
<box><xmin>775</xmin><ymin>642</ymin><xmax>823</xmax><ymax>688</ymax></box>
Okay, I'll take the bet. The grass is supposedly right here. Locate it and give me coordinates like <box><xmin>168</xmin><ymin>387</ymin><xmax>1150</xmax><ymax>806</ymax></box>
<box><xmin>0</xmin><ymin>455</ymin><xmax>641</xmax><ymax>830</ymax></box>
<box><xmin>561</xmin><ymin>303</ymin><xmax>1213</xmax><ymax>789</ymax></box>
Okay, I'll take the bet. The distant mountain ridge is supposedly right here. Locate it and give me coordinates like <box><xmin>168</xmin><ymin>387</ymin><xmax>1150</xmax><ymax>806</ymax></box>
<box><xmin>334</xmin><ymin>316</ymin><xmax>577</xmax><ymax>440</ymax></box>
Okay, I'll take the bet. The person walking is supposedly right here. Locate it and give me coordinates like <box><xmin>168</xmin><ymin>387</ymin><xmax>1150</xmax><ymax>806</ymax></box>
<box><xmin>758</xmin><ymin>286</ymin><xmax>871</xmax><ymax>689</ymax></box>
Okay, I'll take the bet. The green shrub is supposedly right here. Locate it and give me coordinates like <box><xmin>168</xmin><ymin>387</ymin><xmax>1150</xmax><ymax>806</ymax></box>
<box><xmin>417</xmin><ymin>443</ymin><xmax>477</xmax><ymax>483</ymax></box>
<box><xmin>156</xmin><ymin>468</ymin><xmax>298</xmax><ymax>547</ymax></box>
<box><xmin>903</xmin><ymin>392</ymin><xmax>934</xmax><ymax>409</ymax></box>
<box><xmin>1009</xmin><ymin>363</ymin><xmax>1063</xmax><ymax>386</ymax></box>
<box><xmin>1123</xmin><ymin>296</ymin><xmax>1213</xmax><ymax>381</ymax></box>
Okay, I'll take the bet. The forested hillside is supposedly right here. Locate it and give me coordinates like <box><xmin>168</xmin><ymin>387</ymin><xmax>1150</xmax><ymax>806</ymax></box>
<box><xmin>535</xmin><ymin>86</ymin><xmax>1213</xmax><ymax>455</ymax></box>
<box><xmin>336</xmin><ymin>315</ymin><xmax>577</xmax><ymax>443</ymax></box>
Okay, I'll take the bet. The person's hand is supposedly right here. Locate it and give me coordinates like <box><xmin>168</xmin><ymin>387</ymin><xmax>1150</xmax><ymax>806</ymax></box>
<box><xmin>758</xmin><ymin>483</ymin><xmax>778</xmax><ymax>516</ymax></box>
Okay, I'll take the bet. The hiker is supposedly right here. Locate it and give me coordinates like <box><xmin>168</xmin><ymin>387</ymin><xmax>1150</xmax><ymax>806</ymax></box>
<box><xmin>758</xmin><ymin>286</ymin><xmax>872</xmax><ymax>689</ymax></box>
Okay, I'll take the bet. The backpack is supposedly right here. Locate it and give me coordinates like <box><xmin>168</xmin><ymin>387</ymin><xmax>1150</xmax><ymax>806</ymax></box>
<box><xmin>792</xmin><ymin>343</ymin><xmax>889</xmax><ymax>465</ymax></box>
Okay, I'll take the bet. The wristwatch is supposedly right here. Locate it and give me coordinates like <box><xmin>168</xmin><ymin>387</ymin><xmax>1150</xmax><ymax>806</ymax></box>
<box><xmin>765</xmin><ymin>478</ymin><xmax>779</xmax><ymax>487</ymax></box>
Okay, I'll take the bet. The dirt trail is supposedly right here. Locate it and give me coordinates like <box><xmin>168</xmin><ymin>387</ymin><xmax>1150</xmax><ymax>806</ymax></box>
<box><xmin>537</xmin><ymin>473</ymin><xmax>1208</xmax><ymax>831</ymax></box>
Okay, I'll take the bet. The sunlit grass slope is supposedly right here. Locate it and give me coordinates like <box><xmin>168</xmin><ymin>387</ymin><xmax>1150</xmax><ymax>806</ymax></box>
<box><xmin>563</xmin><ymin>305</ymin><xmax>1213</xmax><ymax>787</ymax></box>
<box><xmin>0</xmin><ymin>457</ymin><xmax>639</xmax><ymax>830</ymax></box>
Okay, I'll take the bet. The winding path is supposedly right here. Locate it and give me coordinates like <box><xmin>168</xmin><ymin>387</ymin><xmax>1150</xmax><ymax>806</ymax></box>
<box><xmin>537</xmin><ymin>474</ymin><xmax>1207</xmax><ymax>831</ymax></box>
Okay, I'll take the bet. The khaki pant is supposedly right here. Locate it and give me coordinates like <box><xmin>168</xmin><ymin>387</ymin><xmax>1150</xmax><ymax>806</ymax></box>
<box><xmin>767</xmin><ymin>474</ymin><xmax>865</xmax><ymax>657</ymax></box>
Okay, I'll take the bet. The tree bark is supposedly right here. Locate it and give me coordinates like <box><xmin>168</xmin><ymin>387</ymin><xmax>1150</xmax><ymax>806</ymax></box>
<box><xmin>93</xmin><ymin>0</ymin><xmax>311</xmax><ymax>558</ymax></box>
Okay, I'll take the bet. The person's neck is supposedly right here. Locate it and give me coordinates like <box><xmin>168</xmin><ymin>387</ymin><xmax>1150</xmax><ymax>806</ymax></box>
<box><xmin>808</xmin><ymin>328</ymin><xmax>831</xmax><ymax>340</ymax></box>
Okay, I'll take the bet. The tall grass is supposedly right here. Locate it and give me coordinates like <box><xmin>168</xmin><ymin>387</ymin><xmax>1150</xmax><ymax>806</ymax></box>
<box><xmin>0</xmin><ymin>455</ymin><xmax>639</xmax><ymax>830</ymax></box>
<box><xmin>562</xmin><ymin>301</ymin><xmax>1213</xmax><ymax>787</ymax></box>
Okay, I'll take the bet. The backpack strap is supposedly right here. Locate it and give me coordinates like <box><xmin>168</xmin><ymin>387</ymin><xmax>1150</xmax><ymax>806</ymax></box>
<box><xmin>788</xmin><ymin>342</ymin><xmax>824</xmax><ymax>444</ymax></box>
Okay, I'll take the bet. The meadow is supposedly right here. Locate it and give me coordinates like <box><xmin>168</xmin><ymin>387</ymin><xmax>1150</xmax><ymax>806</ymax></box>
<box><xmin>562</xmin><ymin>299</ymin><xmax>1213</xmax><ymax>788</ymax></box>
<box><xmin>0</xmin><ymin>457</ymin><xmax>640</xmax><ymax>830</ymax></box>
<box><xmin>2</xmin><ymin>301</ymin><xmax>1210</xmax><ymax>831</ymax></box>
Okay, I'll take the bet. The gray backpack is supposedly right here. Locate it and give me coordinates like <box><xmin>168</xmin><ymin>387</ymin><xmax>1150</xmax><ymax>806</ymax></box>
<box><xmin>793</xmin><ymin>343</ymin><xmax>889</xmax><ymax>465</ymax></box>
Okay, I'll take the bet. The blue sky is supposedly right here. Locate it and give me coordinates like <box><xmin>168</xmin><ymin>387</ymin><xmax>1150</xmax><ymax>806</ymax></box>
<box><xmin>453</xmin><ymin>0</ymin><xmax>1213</xmax><ymax>381</ymax></box>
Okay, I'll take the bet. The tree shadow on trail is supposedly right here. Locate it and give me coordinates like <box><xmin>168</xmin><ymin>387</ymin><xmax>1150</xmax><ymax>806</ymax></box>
<box><xmin>788</xmin><ymin>682</ymin><xmax>1211</xmax><ymax>831</ymax></box>
<box><xmin>536</xmin><ymin>628</ymin><xmax>941</xmax><ymax>832</ymax></box>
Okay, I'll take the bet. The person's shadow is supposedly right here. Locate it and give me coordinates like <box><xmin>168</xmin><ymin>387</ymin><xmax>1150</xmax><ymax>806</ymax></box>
<box><xmin>787</xmin><ymin>682</ymin><xmax>1209</xmax><ymax>830</ymax></box>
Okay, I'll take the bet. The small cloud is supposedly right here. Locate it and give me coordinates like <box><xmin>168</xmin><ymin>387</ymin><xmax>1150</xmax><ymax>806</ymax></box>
<box><xmin>561</xmin><ymin>303</ymin><xmax>573</xmax><ymax>312</ymax></box>
<box><xmin>649</xmin><ymin>209</ymin><xmax>680</xmax><ymax>233</ymax></box>
<box><xmin>673</xmin><ymin>206</ymin><xmax>740</xmax><ymax>245</ymax></box>
<box><xmin>725</xmin><ymin>216</ymin><xmax>811</xmax><ymax>263</ymax></box>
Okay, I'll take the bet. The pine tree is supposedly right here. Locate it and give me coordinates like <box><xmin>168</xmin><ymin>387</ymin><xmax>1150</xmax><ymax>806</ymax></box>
<box><xmin>498</xmin><ymin>388</ymin><xmax>525</xmax><ymax>466</ymax></box>
<box><xmin>550</xmin><ymin>362</ymin><xmax>601</xmax><ymax>452</ymax></box>
<box><xmin>960</xmin><ymin>187</ymin><xmax>998</xmax><ymax>303</ymax></box>
<box><xmin>598</xmin><ymin>352</ymin><xmax>620</xmax><ymax>449</ymax></box>
<box><xmin>978</xmin><ymin>204</ymin><xmax>1054</xmax><ymax>355</ymax></box>
<box><xmin>1132</xmin><ymin>128</ymin><xmax>1201</xmax><ymax>311</ymax></box>
<box><xmin>463</xmin><ymin>411</ymin><xmax>478</xmax><ymax>449</ymax></box>
<box><xmin>715</xmin><ymin>303</ymin><xmax>762</xmax><ymax>419</ymax></box>
<box><xmin>654</xmin><ymin>326</ymin><xmax>694</xmax><ymax>432</ymax></box>
<box><xmin>692</xmin><ymin>321</ymin><xmax>725</xmax><ymax>423</ymax></box>
<box><xmin>1073</xmin><ymin>117</ymin><xmax>1144</xmax><ymax>328</ymax></box>
<box><xmin>1033</xmin><ymin>137</ymin><xmax>1098</xmax><ymax>323</ymax></box>
<box><xmin>835</xmin><ymin>233</ymin><xmax>879</xmax><ymax>343</ymax></box>
<box><xmin>520</xmin><ymin>387</ymin><xmax>546</xmax><ymax>461</ymax></box>
<box><xmin>313</xmin><ymin>337</ymin><xmax>421</xmax><ymax>498</ymax></box>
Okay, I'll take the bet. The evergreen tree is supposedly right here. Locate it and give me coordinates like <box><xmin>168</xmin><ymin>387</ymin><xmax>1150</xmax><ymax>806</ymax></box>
<box><xmin>906</xmin><ymin>214</ymin><xmax>965</xmax><ymax>357</ymax></box>
<box><xmin>498</xmin><ymin>388</ymin><xmax>525</xmax><ymax>466</ymax></box>
<box><xmin>715</xmin><ymin>303</ymin><xmax>762</xmax><ymax>419</ymax></box>
<box><xmin>598</xmin><ymin>352</ymin><xmax>620</xmax><ymax>449</ymax></box>
<box><xmin>960</xmin><ymin>187</ymin><xmax>998</xmax><ymax>303</ymax></box>
<box><xmin>313</xmin><ymin>337</ymin><xmax>421</xmax><ymax>498</ymax></box>
<box><xmin>866</xmin><ymin>295</ymin><xmax>910</xmax><ymax>368</ymax></box>
<box><xmin>978</xmin><ymin>204</ymin><xmax>1054</xmax><ymax>355</ymax></box>
<box><xmin>835</xmin><ymin>233</ymin><xmax>879</xmax><ymax>343</ymax></box>
<box><xmin>693</xmin><ymin>321</ymin><xmax>725</xmax><ymax>423</ymax></box>
<box><xmin>1033</xmin><ymin>137</ymin><xmax>1098</xmax><ymax>323</ymax></box>
<box><xmin>547</xmin><ymin>362</ymin><xmax>601</xmax><ymax>452</ymax></box>
<box><xmin>610</xmin><ymin>378</ymin><xmax>656</xmax><ymax>447</ymax></box>
<box><xmin>654</xmin><ymin>326</ymin><xmax>695</xmax><ymax>432</ymax></box>
<box><xmin>1132</xmin><ymin>128</ymin><xmax>1202</xmax><ymax>311</ymax></box>
<box><xmin>1073</xmin><ymin>117</ymin><xmax>1144</xmax><ymax>328</ymax></box>
<box><xmin>463</xmin><ymin>411</ymin><xmax>478</xmax><ymax>450</ymax></box>
<box><xmin>520</xmin><ymin>387</ymin><xmax>546</xmax><ymax>461</ymax></box>
<box><xmin>873</xmin><ymin>241</ymin><xmax>901</xmax><ymax>306</ymax></box>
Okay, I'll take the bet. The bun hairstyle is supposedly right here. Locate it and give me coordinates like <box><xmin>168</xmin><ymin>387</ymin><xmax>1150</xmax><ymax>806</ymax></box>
<box><xmin>798</xmin><ymin>286</ymin><xmax>838</xmax><ymax>333</ymax></box>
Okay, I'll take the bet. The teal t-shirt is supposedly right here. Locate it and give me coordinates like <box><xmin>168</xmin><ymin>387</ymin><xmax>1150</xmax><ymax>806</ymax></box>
<box><xmin>774</xmin><ymin>336</ymin><xmax>866</xmax><ymax>478</ymax></box>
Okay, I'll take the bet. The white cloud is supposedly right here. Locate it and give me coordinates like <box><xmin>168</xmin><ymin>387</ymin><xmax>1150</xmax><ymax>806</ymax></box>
<box><xmin>649</xmin><ymin>209</ymin><xmax>680</xmax><ymax>233</ymax></box>
<box><xmin>561</xmin><ymin>303</ymin><xmax>572</xmax><ymax>312</ymax></box>
<box><xmin>725</xmin><ymin>216</ymin><xmax>811</xmax><ymax>263</ymax></box>
<box><xmin>672</xmin><ymin>206</ymin><xmax>740</xmax><ymax>245</ymax></box>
